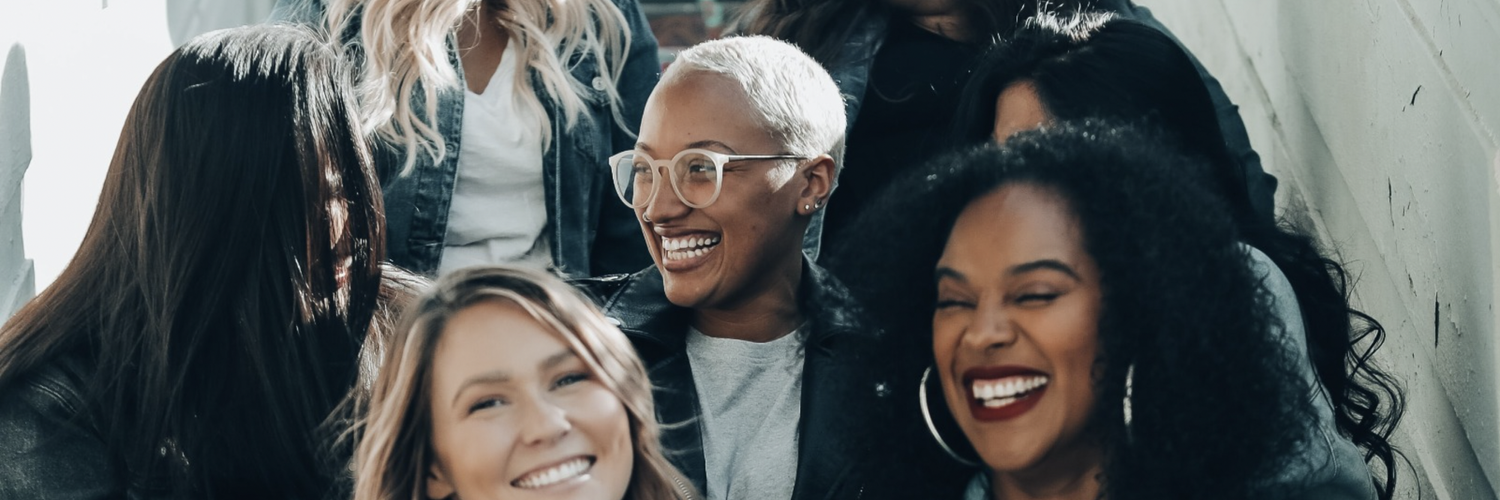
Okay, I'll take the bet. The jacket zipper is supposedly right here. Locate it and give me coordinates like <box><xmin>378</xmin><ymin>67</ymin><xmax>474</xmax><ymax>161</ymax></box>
<box><xmin>672</xmin><ymin>473</ymin><xmax>696</xmax><ymax>500</ymax></box>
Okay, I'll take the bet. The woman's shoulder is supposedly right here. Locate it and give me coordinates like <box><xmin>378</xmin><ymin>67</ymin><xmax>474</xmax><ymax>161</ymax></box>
<box><xmin>0</xmin><ymin>353</ymin><xmax>91</xmax><ymax>419</ymax></box>
<box><xmin>0</xmin><ymin>354</ymin><xmax>117</xmax><ymax>499</ymax></box>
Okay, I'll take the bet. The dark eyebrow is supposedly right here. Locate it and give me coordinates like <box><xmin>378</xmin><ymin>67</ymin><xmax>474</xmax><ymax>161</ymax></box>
<box><xmin>1009</xmin><ymin>259</ymin><xmax>1081</xmax><ymax>280</ymax></box>
<box><xmin>634</xmin><ymin>141</ymin><xmax>737</xmax><ymax>155</ymax></box>
<box><xmin>935</xmin><ymin>267</ymin><xmax>968</xmax><ymax>286</ymax></box>
<box><xmin>934</xmin><ymin>259</ymin><xmax>1081</xmax><ymax>286</ymax></box>
<box><xmin>685</xmin><ymin>140</ymin><xmax>737</xmax><ymax>153</ymax></box>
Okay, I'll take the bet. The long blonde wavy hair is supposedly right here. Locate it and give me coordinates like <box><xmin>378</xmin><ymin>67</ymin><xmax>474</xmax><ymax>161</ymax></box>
<box><xmin>326</xmin><ymin>0</ymin><xmax>634</xmax><ymax>174</ymax></box>
<box><xmin>350</xmin><ymin>266</ymin><xmax>694</xmax><ymax>500</ymax></box>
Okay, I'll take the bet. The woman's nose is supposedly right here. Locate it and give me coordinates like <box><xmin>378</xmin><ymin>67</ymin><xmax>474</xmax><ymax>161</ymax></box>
<box><xmin>643</xmin><ymin>166</ymin><xmax>691</xmax><ymax>223</ymax></box>
<box><xmin>963</xmin><ymin>301</ymin><xmax>1018</xmax><ymax>352</ymax></box>
<box><xmin>518</xmin><ymin>398</ymin><xmax>572</xmax><ymax>447</ymax></box>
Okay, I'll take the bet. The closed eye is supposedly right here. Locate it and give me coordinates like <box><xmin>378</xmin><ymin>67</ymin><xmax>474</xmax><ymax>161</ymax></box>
<box><xmin>1014</xmin><ymin>292</ymin><xmax>1062</xmax><ymax>306</ymax></box>
<box><xmin>934</xmin><ymin>299</ymin><xmax>974</xmax><ymax>310</ymax></box>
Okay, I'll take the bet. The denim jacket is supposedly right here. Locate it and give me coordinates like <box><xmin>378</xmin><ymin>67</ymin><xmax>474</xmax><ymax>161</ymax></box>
<box><xmin>823</xmin><ymin>1</ymin><xmax>1280</xmax><ymax>224</ymax></box>
<box><xmin>272</xmin><ymin>0</ymin><xmax>657</xmax><ymax>278</ymax></box>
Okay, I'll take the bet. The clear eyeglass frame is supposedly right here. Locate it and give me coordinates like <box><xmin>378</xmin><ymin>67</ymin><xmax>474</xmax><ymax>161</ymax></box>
<box><xmin>607</xmin><ymin>148</ymin><xmax>806</xmax><ymax>209</ymax></box>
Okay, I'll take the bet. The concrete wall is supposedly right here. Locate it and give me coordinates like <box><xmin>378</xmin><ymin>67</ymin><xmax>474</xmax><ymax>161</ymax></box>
<box><xmin>0</xmin><ymin>40</ymin><xmax>35</xmax><ymax>319</ymax></box>
<box><xmin>0</xmin><ymin>0</ymin><xmax>274</xmax><ymax>299</ymax></box>
<box><xmin>1135</xmin><ymin>0</ymin><xmax>1500</xmax><ymax>498</ymax></box>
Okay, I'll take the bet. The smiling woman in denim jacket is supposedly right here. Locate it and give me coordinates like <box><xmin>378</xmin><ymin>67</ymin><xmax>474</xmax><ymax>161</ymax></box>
<box><xmin>274</xmin><ymin>0</ymin><xmax>658</xmax><ymax>278</ymax></box>
<box><xmin>737</xmin><ymin>0</ymin><xmax>1278</xmax><ymax>259</ymax></box>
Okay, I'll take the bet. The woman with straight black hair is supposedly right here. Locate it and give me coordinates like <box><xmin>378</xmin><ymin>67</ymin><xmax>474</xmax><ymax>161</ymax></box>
<box><xmin>0</xmin><ymin>25</ymin><xmax>385</xmax><ymax>499</ymax></box>
<box><xmin>738</xmin><ymin>0</ymin><xmax>1275</xmax><ymax>256</ymax></box>
<box><xmin>939</xmin><ymin>12</ymin><xmax>1404</xmax><ymax>498</ymax></box>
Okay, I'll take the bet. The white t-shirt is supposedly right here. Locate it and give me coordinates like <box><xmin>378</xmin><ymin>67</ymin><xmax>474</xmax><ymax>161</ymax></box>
<box><xmin>439</xmin><ymin>40</ymin><xmax>551</xmax><ymax>275</ymax></box>
<box><xmin>686</xmin><ymin>327</ymin><xmax>804</xmax><ymax>500</ymax></box>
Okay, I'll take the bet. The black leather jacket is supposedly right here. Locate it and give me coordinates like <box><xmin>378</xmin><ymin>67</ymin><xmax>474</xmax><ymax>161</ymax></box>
<box><xmin>576</xmin><ymin>260</ymin><xmax>892</xmax><ymax>500</ymax></box>
<box><xmin>0</xmin><ymin>355</ymin><xmax>129</xmax><ymax>499</ymax></box>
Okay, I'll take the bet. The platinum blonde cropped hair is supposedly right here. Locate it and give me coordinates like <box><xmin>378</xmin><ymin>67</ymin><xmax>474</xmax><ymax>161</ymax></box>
<box><xmin>352</xmin><ymin>266</ymin><xmax>692</xmax><ymax>500</ymax></box>
<box><xmin>325</xmin><ymin>0</ymin><xmax>633</xmax><ymax>174</ymax></box>
<box><xmin>663</xmin><ymin>35</ymin><xmax>847</xmax><ymax>178</ymax></box>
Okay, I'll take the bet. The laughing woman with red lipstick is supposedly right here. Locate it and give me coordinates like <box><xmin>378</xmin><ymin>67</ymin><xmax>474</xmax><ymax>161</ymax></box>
<box><xmin>839</xmin><ymin>121</ymin><xmax>1366</xmax><ymax>499</ymax></box>
<box><xmin>575</xmin><ymin>37</ymin><xmax>892</xmax><ymax>500</ymax></box>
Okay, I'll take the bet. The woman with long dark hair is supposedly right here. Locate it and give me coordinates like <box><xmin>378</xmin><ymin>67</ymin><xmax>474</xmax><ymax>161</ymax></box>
<box><xmin>738</xmin><ymin>0</ymin><xmax>1275</xmax><ymax>256</ymax></box>
<box><xmin>943</xmin><ymin>13</ymin><xmax>1405</xmax><ymax>498</ymax></box>
<box><xmin>0</xmin><ymin>25</ymin><xmax>385</xmax><ymax>499</ymax></box>
<box><xmin>839</xmin><ymin>121</ymin><xmax>1366</xmax><ymax>498</ymax></box>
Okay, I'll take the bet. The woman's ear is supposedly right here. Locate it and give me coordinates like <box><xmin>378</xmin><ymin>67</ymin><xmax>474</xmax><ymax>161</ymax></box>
<box><xmin>798</xmin><ymin>154</ymin><xmax>836</xmax><ymax>216</ymax></box>
<box><xmin>427</xmin><ymin>462</ymin><xmax>456</xmax><ymax>499</ymax></box>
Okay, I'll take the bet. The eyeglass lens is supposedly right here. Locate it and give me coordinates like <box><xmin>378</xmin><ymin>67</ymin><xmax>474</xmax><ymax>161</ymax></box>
<box><xmin>611</xmin><ymin>152</ymin><xmax>721</xmax><ymax>208</ymax></box>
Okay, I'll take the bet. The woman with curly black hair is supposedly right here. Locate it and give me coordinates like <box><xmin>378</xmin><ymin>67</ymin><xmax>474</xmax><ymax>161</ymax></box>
<box><xmin>939</xmin><ymin>12</ymin><xmax>1405</xmax><ymax>498</ymax></box>
<box><xmin>837</xmin><ymin>121</ymin><xmax>1364</xmax><ymax>499</ymax></box>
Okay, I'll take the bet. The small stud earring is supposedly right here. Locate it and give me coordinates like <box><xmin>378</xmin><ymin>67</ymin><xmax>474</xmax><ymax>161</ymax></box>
<box><xmin>804</xmin><ymin>204</ymin><xmax>811</xmax><ymax>211</ymax></box>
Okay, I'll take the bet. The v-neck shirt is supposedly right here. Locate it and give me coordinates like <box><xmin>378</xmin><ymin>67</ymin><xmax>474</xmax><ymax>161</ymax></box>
<box><xmin>439</xmin><ymin>39</ymin><xmax>551</xmax><ymax>275</ymax></box>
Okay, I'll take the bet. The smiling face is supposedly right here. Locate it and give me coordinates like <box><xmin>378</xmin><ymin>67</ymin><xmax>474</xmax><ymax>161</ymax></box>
<box><xmin>932</xmin><ymin>184</ymin><xmax>1103</xmax><ymax>474</ymax></box>
<box><xmin>634</xmin><ymin>71</ymin><xmax>829</xmax><ymax>310</ymax></box>
<box><xmin>425</xmin><ymin>300</ymin><xmax>633</xmax><ymax>500</ymax></box>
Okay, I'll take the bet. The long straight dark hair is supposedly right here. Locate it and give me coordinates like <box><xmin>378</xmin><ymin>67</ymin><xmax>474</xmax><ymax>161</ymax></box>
<box><xmin>0</xmin><ymin>25</ymin><xmax>385</xmax><ymax>499</ymax></box>
<box><xmin>952</xmin><ymin>13</ymin><xmax>1406</xmax><ymax>498</ymax></box>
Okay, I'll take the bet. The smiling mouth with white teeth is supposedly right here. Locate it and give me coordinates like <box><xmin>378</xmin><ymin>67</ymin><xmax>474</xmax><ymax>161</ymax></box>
<box><xmin>512</xmin><ymin>456</ymin><xmax>595</xmax><ymax>490</ymax></box>
<box><xmin>661</xmin><ymin>235</ymin><xmax>721</xmax><ymax>262</ymax></box>
<box><xmin>972</xmin><ymin>375</ymin><xmax>1049</xmax><ymax>408</ymax></box>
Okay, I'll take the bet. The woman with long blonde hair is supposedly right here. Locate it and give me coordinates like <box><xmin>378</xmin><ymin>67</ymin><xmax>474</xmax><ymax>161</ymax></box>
<box><xmin>353</xmin><ymin>266</ymin><xmax>693</xmax><ymax>500</ymax></box>
<box><xmin>273</xmin><ymin>0</ymin><xmax>658</xmax><ymax>278</ymax></box>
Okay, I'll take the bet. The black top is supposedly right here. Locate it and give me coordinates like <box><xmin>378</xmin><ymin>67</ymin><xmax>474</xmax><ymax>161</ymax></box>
<box><xmin>824</xmin><ymin>18</ymin><xmax>982</xmax><ymax>252</ymax></box>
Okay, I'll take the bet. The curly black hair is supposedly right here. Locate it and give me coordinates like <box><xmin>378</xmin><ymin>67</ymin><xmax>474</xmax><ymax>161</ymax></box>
<box><xmin>942</xmin><ymin>12</ymin><xmax>1406</xmax><ymax>497</ymax></box>
<box><xmin>835</xmin><ymin>121</ymin><xmax>1317</xmax><ymax>499</ymax></box>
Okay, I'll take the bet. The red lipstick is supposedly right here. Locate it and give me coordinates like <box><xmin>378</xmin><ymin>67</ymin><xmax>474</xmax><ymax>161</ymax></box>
<box><xmin>962</xmin><ymin>365</ymin><xmax>1050</xmax><ymax>422</ymax></box>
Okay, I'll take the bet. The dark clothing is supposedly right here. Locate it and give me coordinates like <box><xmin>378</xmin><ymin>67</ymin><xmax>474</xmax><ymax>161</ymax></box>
<box><xmin>0</xmin><ymin>356</ymin><xmax>121</xmax><ymax>500</ymax></box>
<box><xmin>575</xmin><ymin>261</ymin><xmax>892</xmax><ymax>500</ymax></box>
<box><xmin>826</xmin><ymin>19</ymin><xmax>983</xmax><ymax>250</ymax></box>
<box><xmin>820</xmin><ymin>1</ymin><xmax>1278</xmax><ymax>251</ymax></box>
<box><xmin>271</xmin><ymin>0</ymin><xmax>657</xmax><ymax>278</ymax></box>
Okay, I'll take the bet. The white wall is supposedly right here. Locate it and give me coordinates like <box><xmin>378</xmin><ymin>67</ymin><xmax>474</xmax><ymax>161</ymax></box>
<box><xmin>0</xmin><ymin>0</ymin><xmax>275</xmax><ymax>296</ymax></box>
<box><xmin>1135</xmin><ymin>0</ymin><xmax>1500</xmax><ymax>498</ymax></box>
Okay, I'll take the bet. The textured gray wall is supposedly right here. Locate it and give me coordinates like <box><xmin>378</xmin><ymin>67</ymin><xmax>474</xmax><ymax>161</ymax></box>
<box><xmin>0</xmin><ymin>42</ymin><xmax>35</xmax><ymax>319</ymax></box>
<box><xmin>1137</xmin><ymin>0</ymin><xmax>1500</xmax><ymax>498</ymax></box>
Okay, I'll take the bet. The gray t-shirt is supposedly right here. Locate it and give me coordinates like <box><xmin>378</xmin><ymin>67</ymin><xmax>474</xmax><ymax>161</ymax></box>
<box><xmin>686</xmin><ymin>326</ymin><xmax>805</xmax><ymax>500</ymax></box>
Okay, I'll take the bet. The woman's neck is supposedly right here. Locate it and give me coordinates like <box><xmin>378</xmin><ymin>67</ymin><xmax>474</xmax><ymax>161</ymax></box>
<box><xmin>455</xmin><ymin>1</ymin><xmax>510</xmax><ymax>94</ymax></box>
<box><xmin>691</xmin><ymin>261</ymin><xmax>804</xmax><ymax>343</ymax></box>
<box><xmin>990</xmin><ymin>445</ymin><xmax>1104</xmax><ymax>500</ymax></box>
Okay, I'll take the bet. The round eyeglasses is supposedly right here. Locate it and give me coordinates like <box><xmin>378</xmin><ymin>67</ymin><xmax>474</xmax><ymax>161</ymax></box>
<box><xmin>608</xmin><ymin>149</ymin><xmax>806</xmax><ymax>209</ymax></box>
